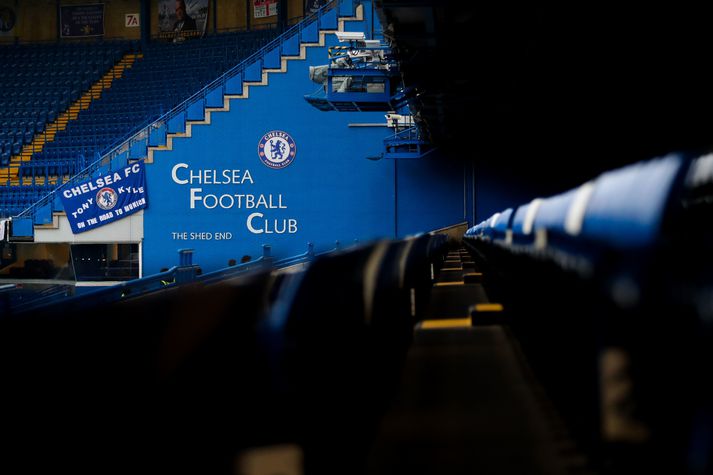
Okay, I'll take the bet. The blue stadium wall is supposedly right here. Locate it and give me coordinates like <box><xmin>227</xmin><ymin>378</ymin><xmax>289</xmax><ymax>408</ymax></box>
<box><xmin>142</xmin><ymin>7</ymin><xmax>470</xmax><ymax>274</ymax></box>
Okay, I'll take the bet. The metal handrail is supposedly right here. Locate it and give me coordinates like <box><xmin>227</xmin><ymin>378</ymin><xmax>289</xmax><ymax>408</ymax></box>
<box><xmin>7</xmin><ymin>240</ymin><xmax>348</xmax><ymax>315</ymax></box>
<box><xmin>196</xmin><ymin>244</ymin><xmax>272</xmax><ymax>285</ymax></box>
<box><xmin>6</xmin><ymin>284</ymin><xmax>73</xmax><ymax>314</ymax></box>
<box><xmin>386</xmin><ymin>124</ymin><xmax>423</xmax><ymax>142</ymax></box>
<box><xmin>16</xmin><ymin>0</ymin><xmax>351</xmax><ymax>220</ymax></box>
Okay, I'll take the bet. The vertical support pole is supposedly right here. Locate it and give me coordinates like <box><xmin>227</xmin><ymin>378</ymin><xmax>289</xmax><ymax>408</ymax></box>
<box><xmin>471</xmin><ymin>162</ymin><xmax>476</xmax><ymax>225</ymax></box>
<box><xmin>394</xmin><ymin>158</ymin><xmax>398</xmax><ymax>238</ymax></box>
<box><xmin>278</xmin><ymin>0</ymin><xmax>287</xmax><ymax>32</ymax></box>
<box><xmin>463</xmin><ymin>162</ymin><xmax>467</xmax><ymax>222</ymax></box>
<box><xmin>213</xmin><ymin>0</ymin><xmax>218</xmax><ymax>33</ymax></box>
<box><xmin>138</xmin><ymin>240</ymin><xmax>143</xmax><ymax>278</ymax></box>
<box><xmin>56</xmin><ymin>0</ymin><xmax>61</xmax><ymax>40</ymax></box>
<box><xmin>140</xmin><ymin>0</ymin><xmax>151</xmax><ymax>47</ymax></box>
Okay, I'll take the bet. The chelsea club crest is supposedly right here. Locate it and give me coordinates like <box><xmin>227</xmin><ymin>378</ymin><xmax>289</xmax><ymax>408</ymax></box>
<box><xmin>258</xmin><ymin>131</ymin><xmax>296</xmax><ymax>169</ymax></box>
<box><xmin>96</xmin><ymin>187</ymin><xmax>118</xmax><ymax>211</ymax></box>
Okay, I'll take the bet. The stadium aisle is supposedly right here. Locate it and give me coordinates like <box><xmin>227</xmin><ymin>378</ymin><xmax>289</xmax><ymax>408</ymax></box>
<box><xmin>366</xmin><ymin>248</ymin><xmax>592</xmax><ymax>475</ymax></box>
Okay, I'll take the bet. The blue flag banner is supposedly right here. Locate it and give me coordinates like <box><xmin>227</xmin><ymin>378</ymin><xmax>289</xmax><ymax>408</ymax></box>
<box><xmin>61</xmin><ymin>162</ymin><xmax>148</xmax><ymax>234</ymax></box>
<box><xmin>60</xmin><ymin>4</ymin><xmax>104</xmax><ymax>38</ymax></box>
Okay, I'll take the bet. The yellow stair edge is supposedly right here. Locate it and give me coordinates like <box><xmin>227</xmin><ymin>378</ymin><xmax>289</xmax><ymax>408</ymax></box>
<box><xmin>5</xmin><ymin>51</ymin><xmax>140</xmax><ymax>178</ymax></box>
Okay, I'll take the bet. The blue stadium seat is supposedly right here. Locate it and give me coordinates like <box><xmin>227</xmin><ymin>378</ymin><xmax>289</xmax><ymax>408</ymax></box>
<box><xmin>579</xmin><ymin>154</ymin><xmax>684</xmax><ymax>249</ymax></box>
<box><xmin>2</xmin><ymin>32</ymin><xmax>277</xmax><ymax>216</ymax></box>
<box><xmin>531</xmin><ymin>188</ymin><xmax>578</xmax><ymax>237</ymax></box>
<box><xmin>511</xmin><ymin>200</ymin><xmax>540</xmax><ymax>244</ymax></box>
<box><xmin>491</xmin><ymin>208</ymin><xmax>514</xmax><ymax>241</ymax></box>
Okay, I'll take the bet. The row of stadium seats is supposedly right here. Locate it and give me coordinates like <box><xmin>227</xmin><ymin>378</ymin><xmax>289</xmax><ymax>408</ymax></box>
<box><xmin>1</xmin><ymin>31</ymin><xmax>278</xmax><ymax>217</ymax></box>
<box><xmin>0</xmin><ymin>184</ymin><xmax>56</xmax><ymax>215</ymax></box>
<box><xmin>18</xmin><ymin>159</ymin><xmax>86</xmax><ymax>179</ymax></box>
<box><xmin>1</xmin><ymin>140</ymin><xmax>23</xmax><ymax>159</ymax></box>
<box><xmin>0</xmin><ymin>109</ymin><xmax>55</xmax><ymax>121</ymax></box>
<box><xmin>1</xmin><ymin>126</ymin><xmax>42</xmax><ymax>146</ymax></box>
<box><xmin>0</xmin><ymin>40</ymin><xmax>136</xmax><ymax>173</ymax></box>
<box><xmin>26</xmin><ymin>30</ymin><xmax>277</xmax><ymax>171</ymax></box>
<box><xmin>465</xmin><ymin>153</ymin><xmax>701</xmax><ymax>256</ymax></box>
<box><xmin>2</xmin><ymin>41</ymin><xmax>127</xmax><ymax>53</ymax></box>
<box><xmin>0</xmin><ymin>184</ymin><xmax>53</xmax><ymax>196</ymax></box>
<box><xmin>0</xmin><ymin>234</ymin><xmax>450</xmax><ymax>474</ymax></box>
<box><xmin>463</xmin><ymin>153</ymin><xmax>713</xmax><ymax>473</ymax></box>
<box><xmin>2</xmin><ymin>81</ymin><xmax>94</xmax><ymax>95</ymax></box>
<box><xmin>4</xmin><ymin>82</ymin><xmax>97</xmax><ymax>97</ymax></box>
<box><xmin>1</xmin><ymin>101</ymin><xmax>69</xmax><ymax>119</ymax></box>
<box><xmin>2</xmin><ymin>64</ymin><xmax>117</xmax><ymax>74</ymax></box>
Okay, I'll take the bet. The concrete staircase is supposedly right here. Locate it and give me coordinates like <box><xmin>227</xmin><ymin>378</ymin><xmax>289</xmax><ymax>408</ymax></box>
<box><xmin>9</xmin><ymin>0</ymin><xmax>363</xmax><ymax>237</ymax></box>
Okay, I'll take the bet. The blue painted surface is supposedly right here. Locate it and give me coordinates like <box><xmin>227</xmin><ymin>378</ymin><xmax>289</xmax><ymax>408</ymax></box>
<box><xmin>244</xmin><ymin>60</ymin><xmax>263</xmax><ymax>82</ymax></box>
<box><xmin>206</xmin><ymin>85</ymin><xmax>224</xmax><ymax>108</ymax></box>
<box><xmin>36</xmin><ymin>203</ymin><xmax>53</xmax><ymax>225</ymax></box>
<box><xmin>263</xmin><ymin>46</ymin><xmax>282</xmax><ymax>69</ymax></box>
<box><xmin>339</xmin><ymin>0</ymin><xmax>356</xmax><ymax>17</ymax></box>
<box><xmin>225</xmin><ymin>73</ymin><xmax>243</xmax><ymax>95</ymax></box>
<box><xmin>282</xmin><ymin>33</ymin><xmax>300</xmax><ymax>57</ymax></box>
<box><xmin>301</xmin><ymin>21</ymin><xmax>319</xmax><ymax>43</ymax></box>
<box><xmin>129</xmin><ymin>139</ymin><xmax>147</xmax><ymax>159</ymax></box>
<box><xmin>167</xmin><ymin>112</ymin><xmax>186</xmax><ymax>134</ymax></box>
<box><xmin>395</xmin><ymin>154</ymin><xmax>467</xmax><ymax>235</ymax></box>
<box><xmin>141</xmin><ymin>8</ymin><xmax>470</xmax><ymax>274</ymax></box>
<box><xmin>187</xmin><ymin>98</ymin><xmax>206</xmax><ymax>121</ymax></box>
<box><xmin>344</xmin><ymin>0</ymin><xmax>376</xmax><ymax>38</ymax></box>
<box><xmin>11</xmin><ymin>218</ymin><xmax>34</xmax><ymax>238</ymax></box>
<box><xmin>149</xmin><ymin>124</ymin><xmax>167</xmax><ymax>147</ymax></box>
<box><xmin>319</xmin><ymin>8</ymin><xmax>338</xmax><ymax>30</ymax></box>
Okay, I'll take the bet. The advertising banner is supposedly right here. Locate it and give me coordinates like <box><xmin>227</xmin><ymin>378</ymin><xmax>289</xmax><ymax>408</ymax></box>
<box><xmin>157</xmin><ymin>0</ymin><xmax>208</xmax><ymax>39</ymax></box>
<box><xmin>60</xmin><ymin>4</ymin><xmax>104</xmax><ymax>38</ymax></box>
<box><xmin>0</xmin><ymin>2</ymin><xmax>17</xmax><ymax>37</ymax></box>
<box><xmin>254</xmin><ymin>0</ymin><xmax>278</xmax><ymax>18</ymax></box>
<box><xmin>305</xmin><ymin>0</ymin><xmax>327</xmax><ymax>14</ymax></box>
<box><xmin>60</xmin><ymin>162</ymin><xmax>148</xmax><ymax>234</ymax></box>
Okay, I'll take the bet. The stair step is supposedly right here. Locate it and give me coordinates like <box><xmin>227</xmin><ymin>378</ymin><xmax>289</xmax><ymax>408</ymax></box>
<box><xmin>9</xmin><ymin>10</ymin><xmax>364</xmax><ymax>208</ymax></box>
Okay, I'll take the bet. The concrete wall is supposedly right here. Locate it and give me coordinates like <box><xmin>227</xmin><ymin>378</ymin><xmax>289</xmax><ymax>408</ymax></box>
<box><xmin>0</xmin><ymin>0</ymin><xmax>305</xmax><ymax>43</ymax></box>
<box><xmin>142</xmin><ymin>7</ymin><xmax>468</xmax><ymax>274</ymax></box>
<box><xmin>0</xmin><ymin>0</ymin><xmax>142</xmax><ymax>43</ymax></box>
